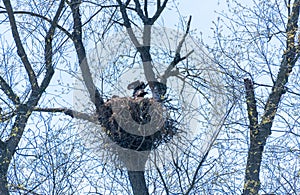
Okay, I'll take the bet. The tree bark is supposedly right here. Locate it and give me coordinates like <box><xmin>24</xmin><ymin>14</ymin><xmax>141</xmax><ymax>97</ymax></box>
<box><xmin>243</xmin><ymin>78</ymin><xmax>262</xmax><ymax>194</ymax></box>
<box><xmin>243</xmin><ymin>3</ymin><xmax>300</xmax><ymax>194</ymax></box>
<box><xmin>70</xmin><ymin>0</ymin><xmax>104</xmax><ymax>110</ymax></box>
<box><xmin>243</xmin><ymin>1</ymin><xmax>300</xmax><ymax>194</ymax></box>
<box><xmin>0</xmin><ymin>0</ymin><xmax>64</xmax><ymax>193</ymax></box>
<box><xmin>0</xmin><ymin>153</ymin><xmax>9</xmax><ymax>195</ymax></box>
<box><xmin>0</xmin><ymin>175</ymin><xmax>9</xmax><ymax>195</ymax></box>
<box><xmin>128</xmin><ymin>171</ymin><xmax>149</xmax><ymax>195</ymax></box>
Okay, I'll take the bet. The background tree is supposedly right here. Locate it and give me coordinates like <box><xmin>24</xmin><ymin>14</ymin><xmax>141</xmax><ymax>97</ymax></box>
<box><xmin>0</xmin><ymin>0</ymin><xmax>66</xmax><ymax>194</ymax></box>
<box><xmin>0</xmin><ymin>0</ymin><xmax>117</xmax><ymax>193</ymax></box>
<box><xmin>209</xmin><ymin>0</ymin><xmax>300</xmax><ymax>194</ymax></box>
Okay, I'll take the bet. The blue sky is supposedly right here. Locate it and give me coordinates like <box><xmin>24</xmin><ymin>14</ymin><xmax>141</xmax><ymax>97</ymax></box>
<box><xmin>158</xmin><ymin>1</ymin><xmax>222</xmax><ymax>43</ymax></box>
<box><xmin>178</xmin><ymin>1</ymin><xmax>219</xmax><ymax>30</ymax></box>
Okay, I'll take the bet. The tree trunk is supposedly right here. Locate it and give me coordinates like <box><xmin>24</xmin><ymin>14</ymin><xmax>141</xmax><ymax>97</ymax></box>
<box><xmin>118</xmin><ymin>149</ymin><xmax>150</xmax><ymax>195</ymax></box>
<box><xmin>0</xmin><ymin>173</ymin><xmax>9</xmax><ymax>195</ymax></box>
<box><xmin>128</xmin><ymin>170</ymin><xmax>149</xmax><ymax>195</ymax></box>
<box><xmin>0</xmin><ymin>150</ymin><xmax>10</xmax><ymax>195</ymax></box>
<box><xmin>243</xmin><ymin>78</ymin><xmax>265</xmax><ymax>194</ymax></box>
<box><xmin>242</xmin><ymin>128</ymin><xmax>267</xmax><ymax>194</ymax></box>
<box><xmin>243</xmin><ymin>1</ymin><xmax>300</xmax><ymax>193</ymax></box>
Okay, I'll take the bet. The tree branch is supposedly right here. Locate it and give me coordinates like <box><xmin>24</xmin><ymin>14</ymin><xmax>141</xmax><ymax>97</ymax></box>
<box><xmin>133</xmin><ymin>0</ymin><xmax>147</xmax><ymax>22</ymax></box>
<box><xmin>0</xmin><ymin>75</ymin><xmax>20</xmax><ymax>105</ymax></box>
<box><xmin>150</xmin><ymin>0</ymin><xmax>168</xmax><ymax>24</ymax></box>
<box><xmin>82</xmin><ymin>5</ymin><xmax>119</xmax><ymax>27</ymax></box>
<box><xmin>0</xmin><ymin>10</ymin><xmax>72</xmax><ymax>39</ymax></box>
<box><xmin>260</xmin><ymin>0</ymin><xmax>300</xmax><ymax>136</ymax></box>
<box><xmin>184</xmin><ymin>151</ymin><xmax>209</xmax><ymax>195</ymax></box>
<box><xmin>41</xmin><ymin>0</ymin><xmax>66</xmax><ymax>92</ymax></box>
<box><xmin>116</xmin><ymin>0</ymin><xmax>142</xmax><ymax>48</ymax></box>
<box><xmin>155</xmin><ymin>164</ymin><xmax>169</xmax><ymax>195</ymax></box>
<box><xmin>244</xmin><ymin>78</ymin><xmax>258</xmax><ymax>133</ymax></box>
<box><xmin>176</xmin><ymin>16</ymin><xmax>192</xmax><ymax>55</ymax></box>
<box><xmin>161</xmin><ymin>16</ymin><xmax>194</xmax><ymax>84</ymax></box>
<box><xmin>2</xmin><ymin>0</ymin><xmax>39</xmax><ymax>91</ymax></box>
<box><xmin>70</xmin><ymin>0</ymin><xmax>104</xmax><ymax>112</ymax></box>
<box><xmin>243</xmin><ymin>1</ymin><xmax>300</xmax><ymax>194</ymax></box>
<box><xmin>33</xmin><ymin>107</ymin><xmax>98</xmax><ymax>123</ymax></box>
<box><xmin>144</xmin><ymin>0</ymin><xmax>148</xmax><ymax>18</ymax></box>
<box><xmin>116</xmin><ymin>0</ymin><xmax>156</xmax><ymax>83</ymax></box>
<box><xmin>6</xmin><ymin>0</ymin><xmax>66</xmax><ymax>162</ymax></box>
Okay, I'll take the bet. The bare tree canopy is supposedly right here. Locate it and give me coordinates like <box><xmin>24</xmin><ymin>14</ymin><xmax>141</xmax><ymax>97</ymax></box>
<box><xmin>0</xmin><ymin>0</ymin><xmax>299</xmax><ymax>194</ymax></box>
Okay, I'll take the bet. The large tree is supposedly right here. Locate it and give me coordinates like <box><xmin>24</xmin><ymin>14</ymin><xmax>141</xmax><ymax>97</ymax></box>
<box><xmin>0</xmin><ymin>0</ymin><xmax>66</xmax><ymax>193</ymax></box>
<box><xmin>210</xmin><ymin>0</ymin><xmax>300</xmax><ymax>194</ymax></box>
<box><xmin>0</xmin><ymin>0</ymin><xmax>226</xmax><ymax>194</ymax></box>
<box><xmin>4</xmin><ymin>0</ymin><xmax>298</xmax><ymax>194</ymax></box>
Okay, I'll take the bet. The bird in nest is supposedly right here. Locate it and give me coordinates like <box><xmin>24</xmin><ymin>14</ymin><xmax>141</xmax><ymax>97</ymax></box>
<box><xmin>127</xmin><ymin>80</ymin><xmax>148</xmax><ymax>98</ymax></box>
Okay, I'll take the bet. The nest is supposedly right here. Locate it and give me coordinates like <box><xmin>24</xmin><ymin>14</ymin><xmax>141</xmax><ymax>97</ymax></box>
<box><xmin>97</xmin><ymin>97</ymin><xmax>178</xmax><ymax>151</ymax></box>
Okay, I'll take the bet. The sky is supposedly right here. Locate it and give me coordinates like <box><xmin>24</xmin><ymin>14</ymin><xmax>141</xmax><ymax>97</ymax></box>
<box><xmin>178</xmin><ymin>1</ymin><xmax>220</xmax><ymax>30</ymax></box>
<box><xmin>160</xmin><ymin>1</ymin><xmax>221</xmax><ymax>42</ymax></box>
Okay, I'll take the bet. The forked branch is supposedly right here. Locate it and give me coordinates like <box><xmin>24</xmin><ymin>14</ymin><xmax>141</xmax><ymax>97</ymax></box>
<box><xmin>161</xmin><ymin>16</ymin><xmax>194</xmax><ymax>84</ymax></box>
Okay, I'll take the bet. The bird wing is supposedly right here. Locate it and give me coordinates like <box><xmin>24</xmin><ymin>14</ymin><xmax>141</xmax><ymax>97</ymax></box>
<box><xmin>127</xmin><ymin>80</ymin><xmax>141</xmax><ymax>90</ymax></box>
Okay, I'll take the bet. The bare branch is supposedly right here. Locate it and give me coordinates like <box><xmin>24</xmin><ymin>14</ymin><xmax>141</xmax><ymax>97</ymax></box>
<box><xmin>2</xmin><ymin>0</ymin><xmax>39</xmax><ymax>91</ymax></box>
<box><xmin>155</xmin><ymin>164</ymin><xmax>169</xmax><ymax>195</ymax></box>
<box><xmin>133</xmin><ymin>0</ymin><xmax>147</xmax><ymax>22</ymax></box>
<box><xmin>6</xmin><ymin>0</ymin><xmax>66</xmax><ymax>164</ymax></box>
<box><xmin>243</xmin><ymin>1</ymin><xmax>300</xmax><ymax>194</ymax></box>
<box><xmin>161</xmin><ymin>16</ymin><xmax>194</xmax><ymax>83</ymax></box>
<box><xmin>175</xmin><ymin>16</ymin><xmax>192</xmax><ymax>55</ymax></box>
<box><xmin>82</xmin><ymin>5</ymin><xmax>119</xmax><ymax>27</ymax></box>
<box><xmin>0</xmin><ymin>10</ymin><xmax>72</xmax><ymax>39</ymax></box>
<box><xmin>70</xmin><ymin>0</ymin><xmax>104</xmax><ymax>111</ymax></box>
<box><xmin>260</xmin><ymin>0</ymin><xmax>300</xmax><ymax>134</ymax></box>
<box><xmin>150</xmin><ymin>0</ymin><xmax>168</xmax><ymax>24</ymax></box>
<box><xmin>157</xmin><ymin>0</ymin><xmax>161</xmax><ymax>11</ymax></box>
<box><xmin>33</xmin><ymin>107</ymin><xmax>98</xmax><ymax>123</ymax></box>
<box><xmin>101</xmin><ymin>8</ymin><xmax>118</xmax><ymax>37</ymax></box>
<box><xmin>116</xmin><ymin>0</ymin><xmax>131</xmax><ymax>28</ymax></box>
<box><xmin>41</xmin><ymin>0</ymin><xmax>66</xmax><ymax>91</ymax></box>
<box><xmin>116</xmin><ymin>0</ymin><xmax>157</xmax><ymax>83</ymax></box>
<box><xmin>184</xmin><ymin>104</ymin><xmax>233</xmax><ymax>195</ymax></box>
<box><xmin>184</xmin><ymin>151</ymin><xmax>209</xmax><ymax>195</ymax></box>
<box><xmin>144</xmin><ymin>0</ymin><xmax>148</xmax><ymax>18</ymax></box>
<box><xmin>116</xmin><ymin>0</ymin><xmax>142</xmax><ymax>48</ymax></box>
<box><xmin>0</xmin><ymin>76</ymin><xmax>20</xmax><ymax>105</ymax></box>
<box><xmin>244</xmin><ymin>78</ymin><xmax>259</xmax><ymax>133</ymax></box>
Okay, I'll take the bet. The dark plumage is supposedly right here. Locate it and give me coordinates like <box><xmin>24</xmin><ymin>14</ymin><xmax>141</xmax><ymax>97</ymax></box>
<box><xmin>148</xmin><ymin>81</ymin><xmax>167</xmax><ymax>101</ymax></box>
<box><xmin>136</xmin><ymin>91</ymin><xmax>148</xmax><ymax>97</ymax></box>
<box><xmin>127</xmin><ymin>80</ymin><xmax>148</xmax><ymax>98</ymax></box>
